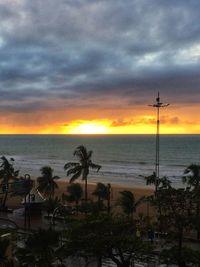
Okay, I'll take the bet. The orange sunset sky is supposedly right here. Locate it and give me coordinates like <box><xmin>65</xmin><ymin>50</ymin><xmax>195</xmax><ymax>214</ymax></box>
<box><xmin>1</xmin><ymin>102</ymin><xmax>199</xmax><ymax>134</ymax></box>
<box><xmin>0</xmin><ymin>0</ymin><xmax>200</xmax><ymax>134</ymax></box>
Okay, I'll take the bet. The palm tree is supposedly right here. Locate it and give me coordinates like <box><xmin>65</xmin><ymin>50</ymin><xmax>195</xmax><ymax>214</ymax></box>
<box><xmin>118</xmin><ymin>190</ymin><xmax>144</xmax><ymax>219</ymax></box>
<box><xmin>0</xmin><ymin>156</ymin><xmax>19</xmax><ymax>209</ymax></box>
<box><xmin>183</xmin><ymin>164</ymin><xmax>200</xmax><ymax>239</ymax></box>
<box><xmin>183</xmin><ymin>164</ymin><xmax>200</xmax><ymax>188</ymax></box>
<box><xmin>37</xmin><ymin>166</ymin><xmax>60</xmax><ymax>200</ymax></box>
<box><xmin>145</xmin><ymin>172</ymin><xmax>171</xmax><ymax>191</ymax></box>
<box><xmin>64</xmin><ymin>145</ymin><xmax>101</xmax><ymax>202</ymax></box>
<box><xmin>62</xmin><ymin>183</ymin><xmax>83</xmax><ymax>212</ymax></box>
<box><xmin>93</xmin><ymin>182</ymin><xmax>111</xmax><ymax>213</ymax></box>
<box><xmin>144</xmin><ymin>172</ymin><xmax>157</xmax><ymax>187</ymax></box>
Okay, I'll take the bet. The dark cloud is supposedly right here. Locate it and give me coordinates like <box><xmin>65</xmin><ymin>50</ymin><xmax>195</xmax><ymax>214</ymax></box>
<box><xmin>110</xmin><ymin>115</ymin><xmax>196</xmax><ymax>127</ymax></box>
<box><xmin>0</xmin><ymin>0</ymin><xmax>200</xmax><ymax>115</ymax></box>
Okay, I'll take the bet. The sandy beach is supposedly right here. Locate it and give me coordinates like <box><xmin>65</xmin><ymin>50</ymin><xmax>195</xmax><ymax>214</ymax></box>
<box><xmin>5</xmin><ymin>178</ymin><xmax>155</xmax><ymax>218</ymax></box>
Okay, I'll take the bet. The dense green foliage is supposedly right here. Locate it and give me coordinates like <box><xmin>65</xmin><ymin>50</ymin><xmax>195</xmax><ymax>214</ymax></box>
<box><xmin>63</xmin><ymin>183</ymin><xmax>83</xmax><ymax>208</ymax></box>
<box><xmin>15</xmin><ymin>228</ymin><xmax>60</xmax><ymax>267</ymax></box>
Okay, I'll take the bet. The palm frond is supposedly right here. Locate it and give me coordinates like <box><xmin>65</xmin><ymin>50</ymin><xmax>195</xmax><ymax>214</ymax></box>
<box><xmin>120</xmin><ymin>190</ymin><xmax>135</xmax><ymax>202</ymax></box>
<box><xmin>53</xmin><ymin>176</ymin><xmax>60</xmax><ymax>180</ymax></box>
<box><xmin>118</xmin><ymin>190</ymin><xmax>143</xmax><ymax>217</ymax></box>
<box><xmin>37</xmin><ymin>167</ymin><xmax>59</xmax><ymax>198</ymax></box>
<box><xmin>40</xmin><ymin>166</ymin><xmax>53</xmax><ymax>178</ymax></box>
<box><xmin>69</xmin><ymin>169</ymin><xmax>82</xmax><ymax>183</ymax></box>
<box><xmin>66</xmin><ymin>183</ymin><xmax>83</xmax><ymax>202</ymax></box>
<box><xmin>183</xmin><ymin>164</ymin><xmax>200</xmax><ymax>187</ymax></box>
<box><xmin>93</xmin><ymin>182</ymin><xmax>109</xmax><ymax>199</ymax></box>
<box><xmin>144</xmin><ymin>172</ymin><xmax>156</xmax><ymax>186</ymax></box>
<box><xmin>64</xmin><ymin>162</ymin><xmax>79</xmax><ymax>170</ymax></box>
<box><xmin>90</xmin><ymin>163</ymin><xmax>101</xmax><ymax>172</ymax></box>
<box><xmin>67</xmin><ymin>166</ymin><xmax>82</xmax><ymax>176</ymax></box>
<box><xmin>74</xmin><ymin>145</ymin><xmax>87</xmax><ymax>160</ymax></box>
<box><xmin>184</xmin><ymin>168</ymin><xmax>190</xmax><ymax>175</ymax></box>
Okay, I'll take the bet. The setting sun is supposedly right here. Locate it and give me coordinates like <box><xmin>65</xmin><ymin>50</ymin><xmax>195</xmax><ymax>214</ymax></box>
<box><xmin>68</xmin><ymin>122</ymin><xmax>109</xmax><ymax>134</ymax></box>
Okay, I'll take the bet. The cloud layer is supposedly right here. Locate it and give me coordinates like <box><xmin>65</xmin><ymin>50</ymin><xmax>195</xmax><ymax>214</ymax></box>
<box><xmin>0</xmin><ymin>0</ymin><xmax>200</xmax><ymax>131</ymax></box>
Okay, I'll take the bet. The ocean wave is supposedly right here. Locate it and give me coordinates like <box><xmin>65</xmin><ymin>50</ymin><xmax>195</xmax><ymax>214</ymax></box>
<box><xmin>102</xmin><ymin>160</ymin><xmax>149</xmax><ymax>166</ymax></box>
<box><xmin>166</xmin><ymin>164</ymin><xmax>186</xmax><ymax>168</ymax></box>
<box><xmin>0</xmin><ymin>134</ymin><xmax>199</xmax><ymax>187</ymax></box>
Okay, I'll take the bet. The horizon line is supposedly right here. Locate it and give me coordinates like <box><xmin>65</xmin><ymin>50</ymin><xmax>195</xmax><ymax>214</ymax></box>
<box><xmin>0</xmin><ymin>133</ymin><xmax>199</xmax><ymax>136</ymax></box>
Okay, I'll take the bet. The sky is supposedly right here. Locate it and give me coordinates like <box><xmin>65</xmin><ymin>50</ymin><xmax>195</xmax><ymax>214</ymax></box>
<box><xmin>0</xmin><ymin>0</ymin><xmax>200</xmax><ymax>134</ymax></box>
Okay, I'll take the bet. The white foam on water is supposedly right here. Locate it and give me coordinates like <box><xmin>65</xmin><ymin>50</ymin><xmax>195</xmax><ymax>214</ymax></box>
<box><xmin>0</xmin><ymin>134</ymin><xmax>199</xmax><ymax>187</ymax></box>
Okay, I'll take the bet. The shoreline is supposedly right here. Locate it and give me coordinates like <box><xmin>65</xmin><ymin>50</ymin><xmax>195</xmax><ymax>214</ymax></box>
<box><xmin>6</xmin><ymin>178</ymin><xmax>155</xmax><ymax>217</ymax></box>
<box><xmin>31</xmin><ymin>175</ymin><xmax>154</xmax><ymax>189</ymax></box>
<box><xmin>0</xmin><ymin>134</ymin><xmax>198</xmax><ymax>189</ymax></box>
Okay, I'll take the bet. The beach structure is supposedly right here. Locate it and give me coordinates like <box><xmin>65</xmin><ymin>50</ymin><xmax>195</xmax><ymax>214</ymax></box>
<box><xmin>21</xmin><ymin>188</ymin><xmax>45</xmax><ymax>228</ymax></box>
<box><xmin>22</xmin><ymin>188</ymin><xmax>45</xmax><ymax>208</ymax></box>
<box><xmin>149</xmin><ymin>92</ymin><xmax>169</xmax><ymax>191</ymax></box>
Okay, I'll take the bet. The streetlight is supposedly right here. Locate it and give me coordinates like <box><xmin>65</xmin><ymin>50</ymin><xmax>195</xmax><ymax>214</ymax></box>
<box><xmin>149</xmin><ymin>92</ymin><xmax>169</xmax><ymax>191</ymax></box>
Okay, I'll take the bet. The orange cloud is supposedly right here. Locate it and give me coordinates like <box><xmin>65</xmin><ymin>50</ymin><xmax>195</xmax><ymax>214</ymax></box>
<box><xmin>0</xmin><ymin>101</ymin><xmax>199</xmax><ymax>134</ymax></box>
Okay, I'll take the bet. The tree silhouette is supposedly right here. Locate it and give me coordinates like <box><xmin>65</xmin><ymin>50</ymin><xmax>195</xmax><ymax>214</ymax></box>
<box><xmin>93</xmin><ymin>182</ymin><xmax>110</xmax><ymax>212</ymax></box>
<box><xmin>0</xmin><ymin>156</ymin><xmax>19</xmax><ymax>209</ymax></box>
<box><xmin>183</xmin><ymin>164</ymin><xmax>200</xmax><ymax>239</ymax></box>
<box><xmin>153</xmin><ymin>186</ymin><xmax>193</xmax><ymax>267</ymax></box>
<box><xmin>63</xmin><ymin>214</ymin><xmax>152</xmax><ymax>267</ymax></box>
<box><xmin>118</xmin><ymin>190</ymin><xmax>144</xmax><ymax>219</ymax></box>
<box><xmin>62</xmin><ymin>183</ymin><xmax>83</xmax><ymax>212</ymax></box>
<box><xmin>37</xmin><ymin>166</ymin><xmax>60</xmax><ymax>200</ymax></box>
<box><xmin>64</xmin><ymin>145</ymin><xmax>101</xmax><ymax>203</ymax></box>
<box><xmin>15</xmin><ymin>228</ymin><xmax>60</xmax><ymax>266</ymax></box>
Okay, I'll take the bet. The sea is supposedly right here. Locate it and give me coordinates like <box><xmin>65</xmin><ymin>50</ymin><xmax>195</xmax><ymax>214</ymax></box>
<box><xmin>0</xmin><ymin>134</ymin><xmax>199</xmax><ymax>188</ymax></box>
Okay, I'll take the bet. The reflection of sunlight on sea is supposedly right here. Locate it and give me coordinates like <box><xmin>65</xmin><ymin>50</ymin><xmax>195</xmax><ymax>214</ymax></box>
<box><xmin>0</xmin><ymin>134</ymin><xmax>199</xmax><ymax>187</ymax></box>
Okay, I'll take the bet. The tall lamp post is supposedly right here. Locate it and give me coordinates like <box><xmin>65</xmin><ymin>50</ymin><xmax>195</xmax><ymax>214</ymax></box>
<box><xmin>149</xmin><ymin>92</ymin><xmax>169</xmax><ymax>191</ymax></box>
